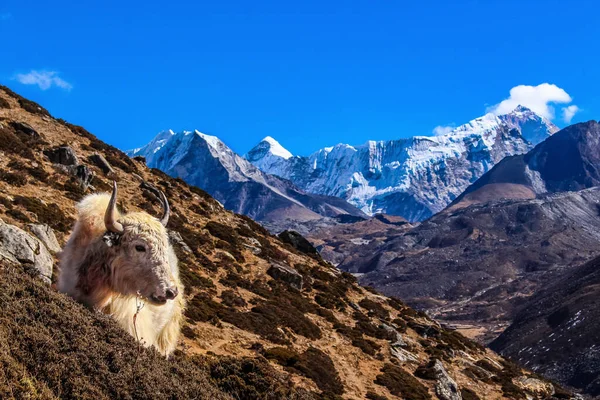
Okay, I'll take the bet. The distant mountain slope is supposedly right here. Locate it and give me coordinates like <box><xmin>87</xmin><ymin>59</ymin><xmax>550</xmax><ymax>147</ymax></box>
<box><xmin>450</xmin><ymin>120</ymin><xmax>600</xmax><ymax>210</ymax></box>
<box><xmin>246</xmin><ymin>106</ymin><xmax>558</xmax><ymax>221</ymax></box>
<box><xmin>127</xmin><ymin>130</ymin><xmax>365</xmax><ymax>225</ymax></box>
<box><xmin>490</xmin><ymin>254</ymin><xmax>600</xmax><ymax>396</ymax></box>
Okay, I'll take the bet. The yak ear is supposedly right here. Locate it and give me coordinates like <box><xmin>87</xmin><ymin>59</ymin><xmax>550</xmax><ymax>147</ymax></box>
<box><xmin>102</xmin><ymin>231</ymin><xmax>122</xmax><ymax>247</ymax></box>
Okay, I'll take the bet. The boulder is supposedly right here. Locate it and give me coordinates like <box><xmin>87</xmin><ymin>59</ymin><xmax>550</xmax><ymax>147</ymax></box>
<box><xmin>514</xmin><ymin>376</ymin><xmax>555</xmax><ymax>397</ymax></box>
<box><xmin>27</xmin><ymin>224</ymin><xmax>61</xmax><ymax>253</ymax></box>
<box><xmin>277</xmin><ymin>230</ymin><xmax>319</xmax><ymax>258</ymax></box>
<box><xmin>432</xmin><ymin>360</ymin><xmax>461</xmax><ymax>400</ymax></box>
<box><xmin>0</xmin><ymin>219</ymin><xmax>53</xmax><ymax>283</ymax></box>
<box><xmin>88</xmin><ymin>153</ymin><xmax>115</xmax><ymax>175</ymax></box>
<box><xmin>44</xmin><ymin>146</ymin><xmax>79</xmax><ymax>166</ymax></box>
<box><xmin>267</xmin><ymin>262</ymin><xmax>303</xmax><ymax>290</ymax></box>
<box><xmin>9</xmin><ymin>121</ymin><xmax>40</xmax><ymax>138</ymax></box>
<box><xmin>168</xmin><ymin>231</ymin><xmax>192</xmax><ymax>254</ymax></box>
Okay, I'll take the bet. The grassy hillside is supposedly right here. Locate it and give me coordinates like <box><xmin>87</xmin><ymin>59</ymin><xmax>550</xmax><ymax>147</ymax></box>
<box><xmin>0</xmin><ymin>86</ymin><xmax>573</xmax><ymax>399</ymax></box>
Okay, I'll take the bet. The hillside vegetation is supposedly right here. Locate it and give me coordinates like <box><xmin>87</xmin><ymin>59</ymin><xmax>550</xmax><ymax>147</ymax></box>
<box><xmin>0</xmin><ymin>86</ymin><xmax>573</xmax><ymax>399</ymax></box>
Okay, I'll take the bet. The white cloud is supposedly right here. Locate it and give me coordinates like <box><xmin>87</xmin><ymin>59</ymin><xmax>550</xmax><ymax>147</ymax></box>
<box><xmin>432</xmin><ymin>125</ymin><xmax>455</xmax><ymax>136</ymax></box>
<box><xmin>15</xmin><ymin>70</ymin><xmax>72</xmax><ymax>91</ymax></box>
<box><xmin>487</xmin><ymin>83</ymin><xmax>576</xmax><ymax>121</ymax></box>
<box><xmin>561</xmin><ymin>105</ymin><xmax>580</xmax><ymax>123</ymax></box>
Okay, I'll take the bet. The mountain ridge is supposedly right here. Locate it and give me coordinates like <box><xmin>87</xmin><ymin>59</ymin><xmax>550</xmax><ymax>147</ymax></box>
<box><xmin>127</xmin><ymin>129</ymin><xmax>366</xmax><ymax>226</ymax></box>
<box><xmin>245</xmin><ymin>106</ymin><xmax>558</xmax><ymax>221</ymax></box>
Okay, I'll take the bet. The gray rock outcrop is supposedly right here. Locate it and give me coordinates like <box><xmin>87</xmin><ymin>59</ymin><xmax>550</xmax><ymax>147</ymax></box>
<box><xmin>0</xmin><ymin>219</ymin><xmax>53</xmax><ymax>283</ymax></box>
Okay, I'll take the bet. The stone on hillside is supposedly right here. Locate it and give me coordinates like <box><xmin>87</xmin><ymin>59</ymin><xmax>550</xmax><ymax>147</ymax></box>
<box><xmin>267</xmin><ymin>262</ymin><xmax>303</xmax><ymax>290</ymax></box>
<box><xmin>27</xmin><ymin>224</ymin><xmax>61</xmax><ymax>253</ymax></box>
<box><xmin>432</xmin><ymin>360</ymin><xmax>461</xmax><ymax>400</ymax></box>
<box><xmin>88</xmin><ymin>153</ymin><xmax>115</xmax><ymax>175</ymax></box>
<box><xmin>44</xmin><ymin>146</ymin><xmax>79</xmax><ymax>166</ymax></box>
<box><xmin>0</xmin><ymin>219</ymin><xmax>53</xmax><ymax>283</ymax></box>
<box><xmin>10</xmin><ymin>121</ymin><xmax>40</xmax><ymax>138</ymax></box>
<box><xmin>168</xmin><ymin>231</ymin><xmax>192</xmax><ymax>254</ymax></box>
<box><xmin>278</xmin><ymin>230</ymin><xmax>319</xmax><ymax>257</ymax></box>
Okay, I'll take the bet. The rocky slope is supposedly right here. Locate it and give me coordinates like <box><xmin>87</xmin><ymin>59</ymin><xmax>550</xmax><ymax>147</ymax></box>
<box><xmin>450</xmin><ymin>120</ymin><xmax>600</xmax><ymax>210</ymax></box>
<box><xmin>0</xmin><ymin>86</ymin><xmax>574</xmax><ymax>399</ymax></box>
<box><xmin>353</xmin><ymin>188</ymin><xmax>600</xmax><ymax>344</ymax></box>
<box><xmin>246</xmin><ymin>106</ymin><xmax>558</xmax><ymax>221</ymax></box>
<box><xmin>490</xmin><ymin>254</ymin><xmax>600</xmax><ymax>397</ymax></box>
<box><xmin>127</xmin><ymin>130</ymin><xmax>365</xmax><ymax>227</ymax></box>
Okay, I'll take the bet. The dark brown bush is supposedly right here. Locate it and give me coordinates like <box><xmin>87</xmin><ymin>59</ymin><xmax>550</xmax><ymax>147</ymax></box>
<box><xmin>220</xmin><ymin>290</ymin><xmax>247</xmax><ymax>308</ymax></box>
<box><xmin>13</xmin><ymin>196</ymin><xmax>74</xmax><ymax>233</ymax></box>
<box><xmin>359</xmin><ymin>298</ymin><xmax>390</xmax><ymax>320</ymax></box>
<box><xmin>0</xmin><ymin>262</ymin><xmax>228</xmax><ymax>400</ymax></box>
<box><xmin>0</xmin><ymin>126</ymin><xmax>37</xmax><ymax>160</ymax></box>
<box><xmin>0</xmin><ymin>97</ymin><xmax>10</xmax><ymax>109</ymax></box>
<box><xmin>460</xmin><ymin>388</ymin><xmax>481</xmax><ymax>400</ymax></box>
<box><xmin>291</xmin><ymin>347</ymin><xmax>344</xmax><ymax>396</ymax></box>
<box><xmin>366</xmin><ymin>392</ymin><xmax>389</xmax><ymax>400</ymax></box>
<box><xmin>0</xmin><ymin>170</ymin><xmax>28</xmax><ymax>186</ymax></box>
<box><xmin>375</xmin><ymin>363</ymin><xmax>431</xmax><ymax>399</ymax></box>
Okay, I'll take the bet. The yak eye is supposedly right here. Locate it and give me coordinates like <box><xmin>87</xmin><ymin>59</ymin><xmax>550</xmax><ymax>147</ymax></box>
<box><xmin>135</xmin><ymin>245</ymin><xmax>146</xmax><ymax>252</ymax></box>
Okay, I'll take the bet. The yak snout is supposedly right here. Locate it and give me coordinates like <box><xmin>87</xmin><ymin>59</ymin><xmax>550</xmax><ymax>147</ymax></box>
<box><xmin>149</xmin><ymin>284</ymin><xmax>178</xmax><ymax>305</ymax></box>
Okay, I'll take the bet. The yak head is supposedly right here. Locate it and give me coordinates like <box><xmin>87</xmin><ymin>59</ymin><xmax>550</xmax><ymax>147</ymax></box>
<box><xmin>103</xmin><ymin>181</ymin><xmax>178</xmax><ymax>305</ymax></box>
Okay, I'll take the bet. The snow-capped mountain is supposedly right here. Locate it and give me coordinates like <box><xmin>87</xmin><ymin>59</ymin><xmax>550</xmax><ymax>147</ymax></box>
<box><xmin>126</xmin><ymin>130</ymin><xmax>365</xmax><ymax>225</ymax></box>
<box><xmin>245</xmin><ymin>106</ymin><xmax>558</xmax><ymax>221</ymax></box>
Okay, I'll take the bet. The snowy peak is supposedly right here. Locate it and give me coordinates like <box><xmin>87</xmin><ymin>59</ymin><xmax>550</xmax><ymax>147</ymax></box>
<box><xmin>245</xmin><ymin>108</ymin><xmax>559</xmax><ymax>221</ymax></box>
<box><xmin>246</xmin><ymin>136</ymin><xmax>293</xmax><ymax>161</ymax></box>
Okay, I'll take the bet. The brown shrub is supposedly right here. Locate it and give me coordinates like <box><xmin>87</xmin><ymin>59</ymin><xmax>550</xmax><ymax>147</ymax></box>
<box><xmin>0</xmin><ymin>262</ymin><xmax>229</xmax><ymax>400</ymax></box>
<box><xmin>291</xmin><ymin>347</ymin><xmax>344</xmax><ymax>396</ymax></box>
<box><xmin>366</xmin><ymin>392</ymin><xmax>389</xmax><ymax>400</ymax></box>
<box><xmin>0</xmin><ymin>126</ymin><xmax>37</xmax><ymax>160</ymax></box>
<box><xmin>460</xmin><ymin>388</ymin><xmax>481</xmax><ymax>400</ymax></box>
<box><xmin>0</xmin><ymin>97</ymin><xmax>10</xmax><ymax>109</ymax></box>
<box><xmin>0</xmin><ymin>170</ymin><xmax>28</xmax><ymax>186</ymax></box>
<box><xmin>220</xmin><ymin>290</ymin><xmax>247</xmax><ymax>308</ymax></box>
<box><xmin>374</xmin><ymin>363</ymin><xmax>431</xmax><ymax>400</ymax></box>
<box><xmin>202</xmin><ymin>356</ymin><xmax>314</xmax><ymax>400</ymax></box>
<box><xmin>13</xmin><ymin>196</ymin><xmax>74</xmax><ymax>233</ymax></box>
<box><xmin>359</xmin><ymin>298</ymin><xmax>390</xmax><ymax>320</ymax></box>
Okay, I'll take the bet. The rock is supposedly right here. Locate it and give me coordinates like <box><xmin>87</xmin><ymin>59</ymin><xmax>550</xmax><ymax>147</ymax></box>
<box><xmin>0</xmin><ymin>220</ymin><xmax>53</xmax><ymax>283</ymax></box>
<box><xmin>242</xmin><ymin>237</ymin><xmax>262</xmax><ymax>255</ymax></box>
<box><xmin>382</xmin><ymin>323</ymin><xmax>407</xmax><ymax>347</ymax></box>
<box><xmin>513</xmin><ymin>376</ymin><xmax>555</xmax><ymax>397</ymax></box>
<box><xmin>267</xmin><ymin>262</ymin><xmax>303</xmax><ymax>290</ymax></box>
<box><xmin>27</xmin><ymin>224</ymin><xmax>61</xmax><ymax>253</ymax></box>
<box><xmin>168</xmin><ymin>231</ymin><xmax>192</xmax><ymax>254</ymax></box>
<box><xmin>133</xmin><ymin>155</ymin><xmax>146</xmax><ymax>164</ymax></box>
<box><xmin>9</xmin><ymin>121</ymin><xmax>40</xmax><ymax>138</ymax></box>
<box><xmin>44</xmin><ymin>146</ymin><xmax>79</xmax><ymax>166</ymax></box>
<box><xmin>74</xmin><ymin>165</ymin><xmax>94</xmax><ymax>189</ymax></box>
<box><xmin>390</xmin><ymin>346</ymin><xmax>419</xmax><ymax>363</ymax></box>
<box><xmin>431</xmin><ymin>360</ymin><xmax>461</xmax><ymax>400</ymax></box>
<box><xmin>88</xmin><ymin>153</ymin><xmax>115</xmax><ymax>175</ymax></box>
<box><xmin>277</xmin><ymin>230</ymin><xmax>319</xmax><ymax>257</ymax></box>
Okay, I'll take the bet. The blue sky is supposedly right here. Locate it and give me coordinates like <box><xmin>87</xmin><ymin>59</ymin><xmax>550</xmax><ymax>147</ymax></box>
<box><xmin>1</xmin><ymin>0</ymin><xmax>598</xmax><ymax>156</ymax></box>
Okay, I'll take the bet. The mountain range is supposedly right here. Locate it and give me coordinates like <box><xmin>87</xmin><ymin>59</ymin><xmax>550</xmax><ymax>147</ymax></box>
<box><xmin>127</xmin><ymin>130</ymin><xmax>365</xmax><ymax>226</ymax></box>
<box><xmin>246</xmin><ymin>106</ymin><xmax>558</xmax><ymax>221</ymax></box>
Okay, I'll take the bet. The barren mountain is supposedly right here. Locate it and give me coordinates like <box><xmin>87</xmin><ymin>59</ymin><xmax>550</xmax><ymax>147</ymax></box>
<box><xmin>0</xmin><ymin>86</ymin><xmax>573</xmax><ymax>399</ymax></box>
<box><xmin>491</xmin><ymin>254</ymin><xmax>600</xmax><ymax>396</ymax></box>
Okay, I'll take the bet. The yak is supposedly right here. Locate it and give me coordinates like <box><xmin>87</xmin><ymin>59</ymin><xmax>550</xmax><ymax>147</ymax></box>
<box><xmin>58</xmin><ymin>181</ymin><xmax>185</xmax><ymax>356</ymax></box>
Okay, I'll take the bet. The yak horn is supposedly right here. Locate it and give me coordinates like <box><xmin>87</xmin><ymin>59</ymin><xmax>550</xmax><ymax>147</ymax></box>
<box><xmin>158</xmin><ymin>189</ymin><xmax>170</xmax><ymax>227</ymax></box>
<box><xmin>140</xmin><ymin>181</ymin><xmax>170</xmax><ymax>227</ymax></box>
<box><xmin>104</xmin><ymin>181</ymin><xmax>124</xmax><ymax>233</ymax></box>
